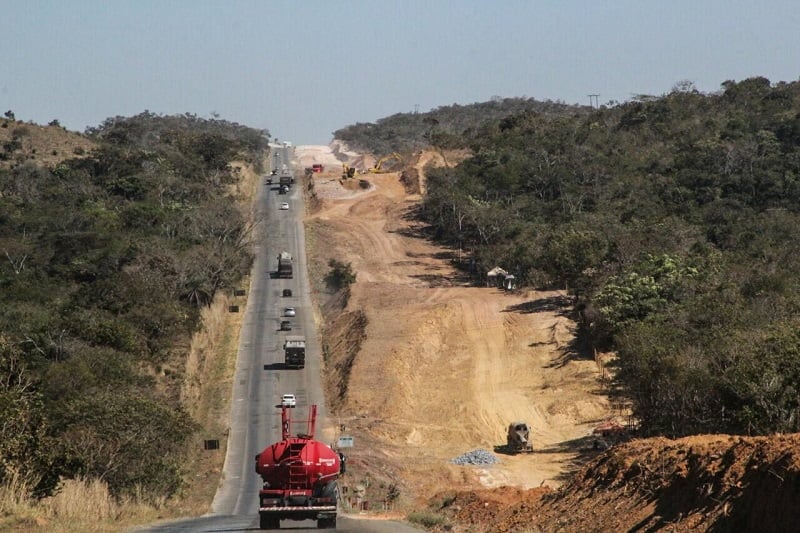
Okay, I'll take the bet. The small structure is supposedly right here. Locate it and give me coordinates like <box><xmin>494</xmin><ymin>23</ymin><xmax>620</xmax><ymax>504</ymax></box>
<box><xmin>486</xmin><ymin>266</ymin><xmax>508</xmax><ymax>288</ymax></box>
<box><xmin>487</xmin><ymin>267</ymin><xmax>516</xmax><ymax>290</ymax></box>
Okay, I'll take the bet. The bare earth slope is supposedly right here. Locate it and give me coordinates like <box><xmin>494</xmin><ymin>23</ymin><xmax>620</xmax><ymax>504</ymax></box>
<box><xmin>429</xmin><ymin>434</ymin><xmax>800</xmax><ymax>533</ymax></box>
<box><xmin>299</xmin><ymin>144</ymin><xmax>615</xmax><ymax>509</ymax></box>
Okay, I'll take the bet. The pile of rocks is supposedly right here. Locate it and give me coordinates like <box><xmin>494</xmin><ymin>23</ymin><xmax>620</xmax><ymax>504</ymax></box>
<box><xmin>450</xmin><ymin>449</ymin><xmax>499</xmax><ymax>466</ymax></box>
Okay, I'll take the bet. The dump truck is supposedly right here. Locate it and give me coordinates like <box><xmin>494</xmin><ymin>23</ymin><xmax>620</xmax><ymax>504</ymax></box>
<box><xmin>278</xmin><ymin>163</ymin><xmax>294</xmax><ymax>187</ymax></box>
<box><xmin>255</xmin><ymin>405</ymin><xmax>340</xmax><ymax>529</ymax></box>
<box><xmin>277</xmin><ymin>252</ymin><xmax>293</xmax><ymax>278</ymax></box>
<box><xmin>283</xmin><ymin>336</ymin><xmax>306</xmax><ymax>368</ymax></box>
<box><xmin>506</xmin><ymin>421</ymin><xmax>533</xmax><ymax>453</ymax></box>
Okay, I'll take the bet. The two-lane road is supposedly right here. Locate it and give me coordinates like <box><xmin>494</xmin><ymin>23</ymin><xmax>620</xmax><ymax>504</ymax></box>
<box><xmin>136</xmin><ymin>147</ymin><xmax>420</xmax><ymax>532</ymax></box>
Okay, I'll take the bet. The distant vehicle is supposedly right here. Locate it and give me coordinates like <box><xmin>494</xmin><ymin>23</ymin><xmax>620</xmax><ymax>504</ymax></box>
<box><xmin>283</xmin><ymin>336</ymin><xmax>306</xmax><ymax>369</ymax></box>
<box><xmin>280</xmin><ymin>320</ymin><xmax>292</xmax><ymax>331</ymax></box>
<box><xmin>506</xmin><ymin>421</ymin><xmax>534</xmax><ymax>453</ymax></box>
<box><xmin>282</xmin><ymin>289</ymin><xmax>292</xmax><ymax>297</ymax></box>
<box><xmin>279</xmin><ymin>185</ymin><xmax>289</xmax><ymax>194</ymax></box>
<box><xmin>280</xmin><ymin>202</ymin><xmax>289</xmax><ymax>210</ymax></box>
<box><xmin>284</xmin><ymin>307</ymin><xmax>296</xmax><ymax>317</ymax></box>
<box><xmin>277</xmin><ymin>252</ymin><xmax>293</xmax><ymax>278</ymax></box>
<box><xmin>280</xmin><ymin>394</ymin><xmax>296</xmax><ymax>408</ymax></box>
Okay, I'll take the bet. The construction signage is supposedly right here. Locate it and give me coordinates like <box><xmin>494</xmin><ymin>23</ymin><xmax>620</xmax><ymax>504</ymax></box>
<box><xmin>337</xmin><ymin>436</ymin><xmax>354</xmax><ymax>448</ymax></box>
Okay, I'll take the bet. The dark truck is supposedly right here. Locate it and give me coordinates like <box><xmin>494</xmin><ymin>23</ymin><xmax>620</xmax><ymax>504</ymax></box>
<box><xmin>279</xmin><ymin>172</ymin><xmax>293</xmax><ymax>188</ymax></box>
<box><xmin>277</xmin><ymin>251</ymin><xmax>293</xmax><ymax>278</ymax></box>
<box><xmin>283</xmin><ymin>336</ymin><xmax>306</xmax><ymax>368</ymax></box>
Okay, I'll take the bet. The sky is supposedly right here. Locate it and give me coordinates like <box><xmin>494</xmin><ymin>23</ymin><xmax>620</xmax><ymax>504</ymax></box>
<box><xmin>3</xmin><ymin>0</ymin><xmax>799</xmax><ymax>145</ymax></box>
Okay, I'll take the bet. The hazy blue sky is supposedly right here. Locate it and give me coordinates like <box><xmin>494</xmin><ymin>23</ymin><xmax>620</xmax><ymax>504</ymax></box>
<box><xmin>3</xmin><ymin>1</ymin><xmax>799</xmax><ymax>144</ymax></box>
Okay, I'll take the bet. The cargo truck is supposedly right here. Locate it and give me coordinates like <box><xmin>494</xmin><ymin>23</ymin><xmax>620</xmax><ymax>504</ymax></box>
<box><xmin>279</xmin><ymin>172</ymin><xmax>293</xmax><ymax>187</ymax></box>
<box><xmin>277</xmin><ymin>252</ymin><xmax>293</xmax><ymax>278</ymax></box>
<box><xmin>283</xmin><ymin>336</ymin><xmax>306</xmax><ymax>368</ymax></box>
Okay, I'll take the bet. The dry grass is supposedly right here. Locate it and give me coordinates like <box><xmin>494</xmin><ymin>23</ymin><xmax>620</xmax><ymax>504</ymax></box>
<box><xmin>0</xmin><ymin>118</ymin><xmax>95</xmax><ymax>169</ymax></box>
<box><xmin>0</xmin><ymin>470</ymin><xmax>37</xmax><ymax>522</ymax></box>
<box><xmin>0</xmin><ymin>475</ymin><xmax>161</xmax><ymax>532</ymax></box>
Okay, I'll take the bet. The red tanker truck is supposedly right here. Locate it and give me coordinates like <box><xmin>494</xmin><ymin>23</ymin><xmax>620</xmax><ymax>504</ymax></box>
<box><xmin>254</xmin><ymin>404</ymin><xmax>340</xmax><ymax>529</ymax></box>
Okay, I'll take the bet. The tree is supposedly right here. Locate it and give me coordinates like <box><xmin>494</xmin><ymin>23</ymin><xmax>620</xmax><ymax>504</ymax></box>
<box><xmin>324</xmin><ymin>259</ymin><xmax>356</xmax><ymax>291</ymax></box>
<box><xmin>0</xmin><ymin>340</ymin><xmax>53</xmax><ymax>494</ymax></box>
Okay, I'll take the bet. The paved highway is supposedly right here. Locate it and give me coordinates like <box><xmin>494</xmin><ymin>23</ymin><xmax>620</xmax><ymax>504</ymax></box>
<box><xmin>136</xmin><ymin>145</ymin><xmax>420</xmax><ymax>532</ymax></box>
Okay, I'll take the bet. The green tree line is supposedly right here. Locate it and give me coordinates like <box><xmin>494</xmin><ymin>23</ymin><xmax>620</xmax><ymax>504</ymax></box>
<box><xmin>0</xmin><ymin>112</ymin><xmax>268</xmax><ymax>500</ymax></box>
<box><xmin>333</xmin><ymin>97</ymin><xmax>584</xmax><ymax>155</ymax></box>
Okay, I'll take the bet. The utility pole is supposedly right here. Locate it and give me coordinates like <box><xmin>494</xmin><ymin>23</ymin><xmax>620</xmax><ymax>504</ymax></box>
<box><xmin>414</xmin><ymin>104</ymin><xmax>419</xmax><ymax>114</ymax></box>
<box><xmin>588</xmin><ymin>94</ymin><xmax>600</xmax><ymax>109</ymax></box>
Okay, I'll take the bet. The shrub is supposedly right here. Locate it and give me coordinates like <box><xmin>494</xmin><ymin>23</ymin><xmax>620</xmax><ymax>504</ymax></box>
<box><xmin>324</xmin><ymin>259</ymin><xmax>356</xmax><ymax>291</ymax></box>
<box><xmin>407</xmin><ymin>511</ymin><xmax>449</xmax><ymax>528</ymax></box>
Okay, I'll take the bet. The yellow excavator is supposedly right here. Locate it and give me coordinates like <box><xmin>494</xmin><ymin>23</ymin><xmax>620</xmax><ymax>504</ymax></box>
<box><xmin>367</xmin><ymin>152</ymin><xmax>403</xmax><ymax>173</ymax></box>
<box><xmin>342</xmin><ymin>163</ymin><xmax>357</xmax><ymax>179</ymax></box>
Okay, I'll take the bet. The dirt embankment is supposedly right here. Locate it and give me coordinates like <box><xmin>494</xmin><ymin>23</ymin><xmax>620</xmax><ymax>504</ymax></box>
<box><xmin>301</xmin><ymin>144</ymin><xmax>617</xmax><ymax>514</ymax></box>
<box><xmin>428</xmin><ymin>434</ymin><xmax>800</xmax><ymax>532</ymax></box>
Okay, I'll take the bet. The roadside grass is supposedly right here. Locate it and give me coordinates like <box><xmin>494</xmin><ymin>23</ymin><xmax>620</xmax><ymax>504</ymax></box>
<box><xmin>0</xmin><ymin>475</ymin><xmax>160</xmax><ymax>532</ymax></box>
<box><xmin>407</xmin><ymin>510</ymin><xmax>449</xmax><ymax>528</ymax></box>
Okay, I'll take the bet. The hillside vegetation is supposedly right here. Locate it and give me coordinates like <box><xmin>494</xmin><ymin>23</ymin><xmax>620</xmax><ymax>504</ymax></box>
<box><xmin>333</xmin><ymin>97</ymin><xmax>585</xmax><ymax>155</ymax></box>
<box><xmin>336</xmin><ymin>77</ymin><xmax>800</xmax><ymax>440</ymax></box>
<box><xmin>0</xmin><ymin>112</ymin><xmax>268</xmax><ymax>507</ymax></box>
<box><xmin>411</xmin><ymin>77</ymin><xmax>800</xmax><ymax>439</ymax></box>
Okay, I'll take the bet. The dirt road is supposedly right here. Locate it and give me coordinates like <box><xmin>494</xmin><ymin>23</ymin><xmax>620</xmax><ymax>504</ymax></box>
<box><xmin>298</xmin><ymin>144</ymin><xmax>614</xmax><ymax>505</ymax></box>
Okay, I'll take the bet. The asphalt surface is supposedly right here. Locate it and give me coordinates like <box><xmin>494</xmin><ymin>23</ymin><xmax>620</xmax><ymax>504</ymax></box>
<box><xmin>135</xmin><ymin>146</ymin><xmax>421</xmax><ymax>532</ymax></box>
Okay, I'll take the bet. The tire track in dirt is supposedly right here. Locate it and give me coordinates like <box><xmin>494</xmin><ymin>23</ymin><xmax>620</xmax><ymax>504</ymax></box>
<box><xmin>302</xmin><ymin>145</ymin><xmax>614</xmax><ymax>497</ymax></box>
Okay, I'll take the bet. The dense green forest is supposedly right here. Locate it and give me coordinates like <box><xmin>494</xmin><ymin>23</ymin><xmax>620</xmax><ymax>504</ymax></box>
<box><xmin>0</xmin><ymin>112</ymin><xmax>268</xmax><ymax>499</ymax></box>
<box><xmin>333</xmin><ymin>97</ymin><xmax>584</xmax><ymax>154</ymax></box>
<box><xmin>355</xmin><ymin>78</ymin><xmax>800</xmax><ymax>438</ymax></box>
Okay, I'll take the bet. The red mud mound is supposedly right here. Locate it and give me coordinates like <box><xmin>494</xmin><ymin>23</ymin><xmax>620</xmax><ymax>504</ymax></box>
<box><xmin>429</xmin><ymin>434</ymin><xmax>800</xmax><ymax>532</ymax></box>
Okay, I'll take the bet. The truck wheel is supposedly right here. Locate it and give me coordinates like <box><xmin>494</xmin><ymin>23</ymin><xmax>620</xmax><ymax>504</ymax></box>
<box><xmin>260</xmin><ymin>514</ymin><xmax>280</xmax><ymax>530</ymax></box>
<box><xmin>317</xmin><ymin>517</ymin><xmax>336</xmax><ymax>529</ymax></box>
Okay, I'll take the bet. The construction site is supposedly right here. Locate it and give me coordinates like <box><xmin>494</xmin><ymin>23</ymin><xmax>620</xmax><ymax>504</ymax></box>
<box><xmin>297</xmin><ymin>144</ymin><xmax>615</xmax><ymax>511</ymax></box>
<box><xmin>292</xmin><ymin>144</ymin><xmax>800</xmax><ymax>532</ymax></box>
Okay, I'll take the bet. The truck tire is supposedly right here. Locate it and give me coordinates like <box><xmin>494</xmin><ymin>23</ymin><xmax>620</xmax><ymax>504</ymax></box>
<box><xmin>259</xmin><ymin>514</ymin><xmax>279</xmax><ymax>530</ymax></box>
<box><xmin>317</xmin><ymin>517</ymin><xmax>336</xmax><ymax>529</ymax></box>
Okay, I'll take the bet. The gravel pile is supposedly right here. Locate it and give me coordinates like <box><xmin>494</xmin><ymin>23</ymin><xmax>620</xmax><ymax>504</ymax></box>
<box><xmin>450</xmin><ymin>448</ymin><xmax>499</xmax><ymax>466</ymax></box>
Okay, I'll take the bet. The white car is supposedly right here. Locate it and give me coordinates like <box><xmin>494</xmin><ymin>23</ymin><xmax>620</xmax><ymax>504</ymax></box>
<box><xmin>284</xmin><ymin>307</ymin><xmax>296</xmax><ymax>317</ymax></box>
<box><xmin>280</xmin><ymin>202</ymin><xmax>289</xmax><ymax>210</ymax></box>
<box><xmin>281</xmin><ymin>394</ymin><xmax>296</xmax><ymax>408</ymax></box>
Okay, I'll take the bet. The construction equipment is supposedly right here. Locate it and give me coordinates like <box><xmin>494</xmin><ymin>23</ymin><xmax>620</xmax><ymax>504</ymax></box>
<box><xmin>367</xmin><ymin>152</ymin><xmax>403</xmax><ymax>173</ymax></box>
<box><xmin>277</xmin><ymin>252</ymin><xmax>293</xmax><ymax>278</ymax></box>
<box><xmin>311</xmin><ymin>163</ymin><xmax>324</xmax><ymax>173</ymax></box>
<box><xmin>341</xmin><ymin>163</ymin><xmax>356</xmax><ymax>179</ymax></box>
<box><xmin>283</xmin><ymin>335</ymin><xmax>305</xmax><ymax>368</ymax></box>
<box><xmin>506</xmin><ymin>422</ymin><xmax>534</xmax><ymax>453</ymax></box>
<box><xmin>255</xmin><ymin>404</ymin><xmax>340</xmax><ymax>529</ymax></box>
